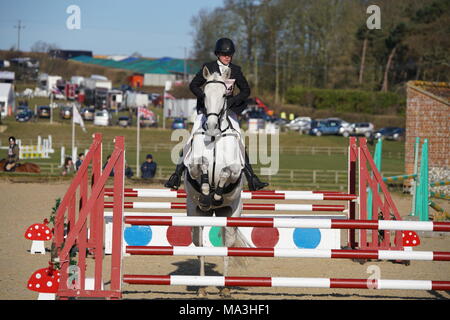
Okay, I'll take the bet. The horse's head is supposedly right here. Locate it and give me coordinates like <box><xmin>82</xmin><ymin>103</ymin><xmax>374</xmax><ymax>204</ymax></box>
<box><xmin>202</xmin><ymin>66</ymin><xmax>231</xmax><ymax>137</ymax></box>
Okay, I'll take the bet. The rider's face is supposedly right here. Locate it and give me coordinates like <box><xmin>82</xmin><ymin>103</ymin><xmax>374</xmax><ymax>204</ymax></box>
<box><xmin>218</xmin><ymin>54</ymin><xmax>232</xmax><ymax>65</ymax></box>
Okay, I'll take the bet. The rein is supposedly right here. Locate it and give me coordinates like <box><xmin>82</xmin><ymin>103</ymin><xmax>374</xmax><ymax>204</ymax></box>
<box><xmin>202</xmin><ymin>80</ymin><xmax>232</xmax><ymax>133</ymax></box>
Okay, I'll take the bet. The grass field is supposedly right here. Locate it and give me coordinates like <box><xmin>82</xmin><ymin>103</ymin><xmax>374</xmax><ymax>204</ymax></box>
<box><xmin>0</xmin><ymin>109</ymin><xmax>405</xmax><ymax>182</ymax></box>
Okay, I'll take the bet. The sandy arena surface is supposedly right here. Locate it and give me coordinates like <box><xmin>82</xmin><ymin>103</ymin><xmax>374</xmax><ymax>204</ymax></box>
<box><xmin>0</xmin><ymin>180</ymin><xmax>449</xmax><ymax>300</ymax></box>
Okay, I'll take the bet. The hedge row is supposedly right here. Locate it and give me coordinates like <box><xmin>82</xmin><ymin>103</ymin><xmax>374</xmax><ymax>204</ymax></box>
<box><xmin>285</xmin><ymin>86</ymin><xmax>405</xmax><ymax>114</ymax></box>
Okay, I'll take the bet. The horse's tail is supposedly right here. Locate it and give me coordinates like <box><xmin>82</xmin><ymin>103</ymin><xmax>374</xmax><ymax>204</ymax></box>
<box><xmin>227</xmin><ymin>227</ymin><xmax>251</xmax><ymax>270</ymax></box>
<box><xmin>32</xmin><ymin>164</ymin><xmax>41</xmax><ymax>173</ymax></box>
<box><xmin>234</xmin><ymin>227</ymin><xmax>251</xmax><ymax>248</ymax></box>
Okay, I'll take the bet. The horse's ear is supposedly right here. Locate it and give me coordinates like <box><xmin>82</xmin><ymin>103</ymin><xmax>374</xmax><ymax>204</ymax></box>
<box><xmin>222</xmin><ymin>67</ymin><xmax>231</xmax><ymax>80</ymax></box>
<box><xmin>202</xmin><ymin>66</ymin><xmax>211</xmax><ymax>79</ymax></box>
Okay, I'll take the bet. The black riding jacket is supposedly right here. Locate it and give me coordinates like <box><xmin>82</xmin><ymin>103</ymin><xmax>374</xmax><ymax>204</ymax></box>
<box><xmin>189</xmin><ymin>61</ymin><xmax>250</xmax><ymax>115</ymax></box>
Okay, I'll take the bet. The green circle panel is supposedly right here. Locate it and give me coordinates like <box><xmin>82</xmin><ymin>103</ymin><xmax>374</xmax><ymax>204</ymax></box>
<box><xmin>208</xmin><ymin>226</ymin><xmax>223</xmax><ymax>247</ymax></box>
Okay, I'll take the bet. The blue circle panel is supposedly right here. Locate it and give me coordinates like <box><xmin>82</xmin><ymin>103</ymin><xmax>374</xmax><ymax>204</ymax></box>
<box><xmin>293</xmin><ymin>228</ymin><xmax>321</xmax><ymax>248</ymax></box>
<box><xmin>124</xmin><ymin>226</ymin><xmax>152</xmax><ymax>246</ymax></box>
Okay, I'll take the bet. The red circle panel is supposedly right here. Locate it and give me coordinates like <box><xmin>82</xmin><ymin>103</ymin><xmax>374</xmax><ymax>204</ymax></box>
<box><xmin>251</xmin><ymin>227</ymin><xmax>279</xmax><ymax>248</ymax></box>
<box><xmin>166</xmin><ymin>226</ymin><xmax>192</xmax><ymax>246</ymax></box>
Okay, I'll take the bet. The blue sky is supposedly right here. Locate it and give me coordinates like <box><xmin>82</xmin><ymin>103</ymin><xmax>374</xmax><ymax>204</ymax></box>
<box><xmin>0</xmin><ymin>0</ymin><xmax>224</xmax><ymax>59</ymax></box>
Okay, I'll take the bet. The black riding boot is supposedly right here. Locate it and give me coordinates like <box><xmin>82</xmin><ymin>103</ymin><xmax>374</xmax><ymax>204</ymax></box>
<box><xmin>243</xmin><ymin>151</ymin><xmax>268</xmax><ymax>191</ymax></box>
<box><xmin>164</xmin><ymin>162</ymin><xmax>185</xmax><ymax>189</ymax></box>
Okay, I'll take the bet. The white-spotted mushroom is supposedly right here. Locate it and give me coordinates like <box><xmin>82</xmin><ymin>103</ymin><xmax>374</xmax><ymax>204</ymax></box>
<box><xmin>27</xmin><ymin>263</ymin><xmax>60</xmax><ymax>294</ymax></box>
<box><xmin>24</xmin><ymin>219</ymin><xmax>53</xmax><ymax>241</ymax></box>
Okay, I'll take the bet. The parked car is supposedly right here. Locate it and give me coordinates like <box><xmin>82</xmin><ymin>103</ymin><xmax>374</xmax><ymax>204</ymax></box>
<box><xmin>171</xmin><ymin>118</ymin><xmax>186</xmax><ymax>130</ymax></box>
<box><xmin>15</xmin><ymin>108</ymin><xmax>34</xmax><ymax>122</ymax></box>
<box><xmin>81</xmin><ymin>107</ymin><xmax>95</xmax><ymax>121</ymax></box>
<box><xmin>244</xmin><ymin>109</ymin><xmax>272</xmax><ymax>122</ymax></box>
<box><xmin>94</xmin><ymin>109</ymin><xmax>112</xmax><ymax>126</ymax></box>
<box><xmin>117</xmin><ymin>116</ymin><xmax>132</xmax><ymax>128</ymax></box>
<box><xmin>60</xmin><ymin>106</ymin><xmax>72</xmax><ymax>120</ymax></box>
<box><xmin>15</xmin><ymin>105</ymin><xmax>29</xmax><ymax>115</ymax></box>
<box><xmin>285</xmin><ymin>117</ymin><xmax>312</xmax><ymax>133</ymax></box>
<box><xmin>374</xmin><ymin>127</ymin><xmax>405</xmax><ymax>141</ymax></box>
<box><xmin>37</xmin><ymin>106</ymin><xmax>51</xmax><ymax>119</ymax></box>
<box><xmin>341</xmin><ymin>122</ymin><xmax>374</xmax><ymax>138</ymax></box>
<box><xmin>309</xmin><ymin>119</ymin><xmax>342</xmax><ymax>136</ymax></box>
<box><xmin>272</xmin><ymin>117</ymin><xmax>289</xmax><ymax>127</ymax></box>
<box><xmin>140</xmin><ymin>115</ymin><xmax>157</xmax><ymax>127</ymax></box>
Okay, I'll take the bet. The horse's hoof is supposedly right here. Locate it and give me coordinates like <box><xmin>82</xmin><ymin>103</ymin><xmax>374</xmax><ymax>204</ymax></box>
<box><xmin>197</xmin><ymin>287</ymin><xmax>208</xmax><ymax>298</ymax></box>
<box><xmin>212</xmin><ymin>197</ymin><xmax>223</xmax><ymax>207</ymax></box>
<box><xmin>199</xmin><ymin>194</ymin><xmax>212</xmax><ymax>208</ymax></box>
<box><xmin>219</xmin><ymin>287</ymin><xmax>232</xmax><ymax>299</ymax></box>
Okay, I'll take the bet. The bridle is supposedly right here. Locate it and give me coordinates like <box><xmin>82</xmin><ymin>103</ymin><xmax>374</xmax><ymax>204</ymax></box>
<box><xmin>202</xmin><ymin>80</ymin><xmax>233</xmax><ymax>133</ymax></box>
<box><xmin>203</xmin><ymin>80</ymin><xmax>228</xmax><ymax>120</ymax></box>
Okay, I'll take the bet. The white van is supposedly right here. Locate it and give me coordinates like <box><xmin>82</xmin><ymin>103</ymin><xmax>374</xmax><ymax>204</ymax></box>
<box><xmin>94</xmin><ymin>109</ymin><xmax>111</xmax><ymax>126</ymax></box>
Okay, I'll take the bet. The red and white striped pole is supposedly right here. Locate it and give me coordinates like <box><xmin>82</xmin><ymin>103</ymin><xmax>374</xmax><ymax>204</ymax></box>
<box><xmin>126</xmin><ymin>246</ymin><xmax>450</xmax><ymax>262</ymax></box>
<box><xmin>105</xmin><ymin>188</ymin><xmax>347</xmax><ymax>195</ymax></box>
<box><xmin>123</xmin><ymin>274</ymin><xmax>450</xmax><ymax>291</ymax></box>
<box><xmin>104</xmin><ymin>190</ymin><xmax>357</xmax><ymax>201</ymax></box>
<box><xmin>124</xmin><ymin>215</ymin><xmax>450</xmax><ymax>232</ymax></box>
<box><xmin>105</xmin><ymin>202</ymin><xmax>347</xmax><ymax>212</ymax></box>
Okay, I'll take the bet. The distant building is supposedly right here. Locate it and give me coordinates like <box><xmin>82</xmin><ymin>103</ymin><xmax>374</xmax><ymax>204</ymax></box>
<box><xmin>128</xmin><ymin>73</ymin><xmax>144</xmax><ymax>88</ymax></box>
<box><xmin>69</xmin><ymin>56</ymin><xmax>199</xmax><ymax>86</ymax></box>
<box><xmin>49</xmin><ymin>49</ymin><xmax>93</xmax><ymax>60</ymax></box>
<box><xmin>0</xmin><ymin>71</ymin><xmax>15</xmax><ymax>84</ymax></box>
<box><xmin>10</xmin><ymin>57</ymin><xmax>39</xmax><ymax>68</ymax></box>
<box><xmin>405</xmin><ymin>81</ymin><xmax>450</xmax><ymax>176</ymax></box>
<box><xmin>37</xmin><ymin>73</ymin><xmax>62</xmax><ymax>91</ymax></box>
<box><xmin>0</xmin><ymin>83</ymin><xmax>15</xmax><ymax>117</ymax></box>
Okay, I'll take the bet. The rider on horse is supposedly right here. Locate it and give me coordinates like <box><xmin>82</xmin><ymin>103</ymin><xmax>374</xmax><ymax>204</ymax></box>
<box><xmin>5</xmin><ymin>136</ymin><xmax>20</xmax><ymax>172</ymax></box>
<box><xmin>165</xmin><ymin>38</ymin><xmax>268</xmax><ymax>191</ymax></box>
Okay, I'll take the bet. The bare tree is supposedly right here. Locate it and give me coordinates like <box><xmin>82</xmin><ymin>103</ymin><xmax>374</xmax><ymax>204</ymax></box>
<box><xmin>30</xmin><ymin>40</ymin><xmax>59</xmax><ymax>53</ymax></box>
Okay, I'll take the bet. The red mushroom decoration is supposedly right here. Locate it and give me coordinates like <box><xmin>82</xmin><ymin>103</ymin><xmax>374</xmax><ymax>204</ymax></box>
<box><xmin>27</xmin><ymin>262</ymin><xmax>60</xmax><ymax>300</ymax></box>
<box><xmin>24</xmin><ymin>219</ymin><xmax>53</xmax><ymax>254</ymax></box>
<box><xmin>402</xmin><ymin>230</ymin><xmax>421</xmax><ymax>248</ymax></box>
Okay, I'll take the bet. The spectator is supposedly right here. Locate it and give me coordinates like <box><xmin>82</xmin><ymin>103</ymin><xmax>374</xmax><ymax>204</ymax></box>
<box><xmin>4</xmin><ymin>136</ymin><xmax>19</xmax><ymax>171</ymax></box>
<box><xmin>141</xmin><ymin>154</ymin><xmax>157</xmax><ymax>179</ymax></box>
<box><xmin>125</xmin><ymin>162</ymin><xmax>133</xmax><ymax>178</ymax></box>
<box><xmin>103</xmin><ymin>155</ymin><xmax>114</xmax><ymax>177</ymax></box>
<box><xmin>75</xmin><ymin>153</ymin><xmax>85</xmax><ymax>171</ymax></box>
<box><xmin>61</xmin><ymin>157</ymin><xmax>75</xmax><ymax>176</ymax></box>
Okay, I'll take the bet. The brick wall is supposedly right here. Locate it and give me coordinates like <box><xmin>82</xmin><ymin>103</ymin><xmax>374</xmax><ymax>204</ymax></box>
<box><xmin>405</xmin><ymin>85</ymin><xmax>450</xmax><ymax>175</ymax></box>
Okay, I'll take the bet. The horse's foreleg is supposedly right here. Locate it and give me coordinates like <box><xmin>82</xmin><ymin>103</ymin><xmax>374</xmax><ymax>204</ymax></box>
<box><xmin>197</xmin><ymin>158</ymin><xmax>212</xmax><ymax>211</ymax></box>
<box><xmin>220</xmin><ymin>226</ymin><xmax>234</xmax><ymax>299</ymax></box>
<box><xmin>213</xmin><ymin>168</ymin><xmax>231</xmax><ymax>206</ymax></box>
<box><xmin>200</xmin><ymin>160</ymin><xmax>209</xmax><ymax>196</ymax></box>
<box><xmin>197</xmin><ymin>226</ymin><xmax>207</xmax><ymax>297</ymax></box>
<box><xmin>228</xmin><ymin>164</ymin><xmax>242</xmax><ymax>183</ymax></box>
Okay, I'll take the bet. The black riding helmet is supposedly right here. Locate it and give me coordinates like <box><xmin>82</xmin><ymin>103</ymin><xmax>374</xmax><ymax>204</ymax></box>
<box><xmin>214</xmin><ymin>38</ymin><xmax>235</xmax><ymax>56</ymax></box>
<box><xmin>8</xmin><ymin>136</ymin><xmax>16</xmax><ymax>143</ymax></box>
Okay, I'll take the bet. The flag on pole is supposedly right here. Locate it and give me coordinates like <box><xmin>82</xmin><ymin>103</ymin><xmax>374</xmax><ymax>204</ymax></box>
<box><xmin>72</xmin><ymin>104</ymin><xmax>86</xmax><ymax>133</ymax></box>
<box><xmin>138</xmin><ymin>106</ymin><xmax>155</xmax><ymax>119</ymax></box>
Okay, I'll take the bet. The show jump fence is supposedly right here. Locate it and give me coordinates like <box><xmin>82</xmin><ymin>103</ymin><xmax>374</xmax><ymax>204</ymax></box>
<box><xmin>36</xmin><ymin>134</ymin><xmax>450</xmax><ymax>299</ymax></box>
